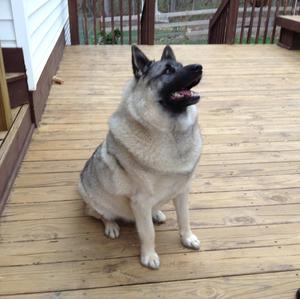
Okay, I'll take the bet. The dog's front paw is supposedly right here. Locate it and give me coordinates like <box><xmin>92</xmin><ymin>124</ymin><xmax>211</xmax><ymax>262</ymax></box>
<box><xmin>140</xmin><ymin>251</ymin><xmax>160</xmax><ymax>269</ymax></box>
<box><xmin>181</xmin><ymin>233</ymin><xmax>201</xmax><ymax>250</ymax></box>
<box><xmin>104</xmin><ymin>221</ymin><xmax>120</xmax><ymax>239</ymax></box>
<box><xmin>152</xmin><ymin>210</ymin><xmax>166</xmax><ymax>224</ymax></box>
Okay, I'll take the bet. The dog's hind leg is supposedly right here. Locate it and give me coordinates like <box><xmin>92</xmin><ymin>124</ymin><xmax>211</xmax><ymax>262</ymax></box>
<box><xmin>152</xmin><ymin>210</ymin><xmax>166</xmax><ymax>224</ymax></box>
<box><xmin>85</xmin><ymin>205</ymin><xmax>120</xmax><ymax>239</ymax></box>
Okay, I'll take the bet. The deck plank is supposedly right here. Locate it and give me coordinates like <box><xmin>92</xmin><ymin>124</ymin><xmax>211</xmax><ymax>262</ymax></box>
<box><xmin>11</xmin><ymin>172</ymin><xmax>300</xmax><ymax>192</ymax></box>
<box><xmin>1</xmin><ymin>45</ymin><xmax>300</xmax><ymax>298</ymax></box>
<box><xmin>0</xmin><ymin>244</ymin><xmax>300</xmax><ymax>295</ymax></box>
<box><xmin>7</xmin><ymin>185</ymin><xmax>300</xmax><ymax>207</ymax></box>
<box><xmin>1</xmin><ymin>222</ymin><xmax>300</xmax><ymax>266</ymax></box>
<box><xmin>2</xmin><ymin>200</ymin><xmax>300</xmax><ymax>227</ymax></box>
<box><xmin>0</xmin><ymin>271</ymin><xmax>299</xmax><ymax>299</ymax></box>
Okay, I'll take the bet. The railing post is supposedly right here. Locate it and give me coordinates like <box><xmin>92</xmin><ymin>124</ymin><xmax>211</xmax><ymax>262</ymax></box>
<box><xmin>141</xmin><ymin>0</ymin><xmax>155</xmax><ymax>45</ymax></box>
<box><xmin>0</xmin><ymin>48</ymin><xmax>12</xmax><ymax>131</ymax></box>
<box><xmin>225</xmin><ymin>0</ymin><xmax>239</xmax><ymax>44</ymax></box>
<box><xmin>68</xmin><ymin>0</ymin><xmax>80</xmax><ymax>45</ymax></box>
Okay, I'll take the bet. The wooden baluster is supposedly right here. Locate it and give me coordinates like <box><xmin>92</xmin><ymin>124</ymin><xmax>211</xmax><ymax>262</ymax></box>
<box><xmin>222</xmin><ymin>8</ymin><xmax>228</xmax><ymax>43</ymax></box>
<box><xmin>129</xmin><ymin>0</ymin><xmax>132</xmax><ymax>44</ymax></box>
<box><xmin>215</xmin><ymin>14</ymin><xmax>220</xmax><ymax>43</ymax></box>
<box><xmin>0</xmin><ymin>48</ymin><xmax>12</xmax><ymax>131</ymax></box>
<box><xmin>218</xmin><ymin>13</ymin><xmax>223</xmax><ymax>43</ymax></box>
<box><xmin>225</xmin><ymin>0</ymin><xmax>239</xmax><ymax>43</ymax></box>
<box><xmin>208</xmin><ymin>0</ymin><xmax>232</xmax><ymax>44</ymax></box>
<box><xmin>255</xmin><ymin>0</ymin><xmax>264</xmax><ymax>43</ymax></box>
<box><xmin>68</xmin><ymin>0</ymin><xmax>80</xmax><ymax>45</ymax></box>
<box><xmin>93</xmin><ymin>0</ymin><xmax>97</xmax><ymax>44</ymax></box>
<box><xmin>137</xmin><ymin>0</ymin><xmax>141</xmax><ymax>44</ymax></box>
<box><xmin>283</xmin><ymin>0</ymin><xmax>288</xmax><ymax>14</ymax></box>
<box><xmin>263</xmin><ymin>0</ymin><xmax>272</xmax><ymax>43</ymax></box>
<box><xmin>271</xmin><ymin>0</ymin><xmax>280</xmax><ymax>43</ymax></box>
<box><xmin>141</xmin><ymin>0</ymin><xmax>155</xmax><ymax>44</ymax></box>
<box><xmin>290</xmin><ymin>0</ymin><xmax>295</xmax><ymax>14</ymax></box>
<box><xmin>240</xmin><ymin>0</ymin><xmax>248</xmax><ymax>43</ymax></box>
<box><xmin>102</xmin><ymin>0</ymin><xmax>106</xmax><ymax>34</ymax></box>
<box><xmin>120</xmin><ymin>0</ymin><xmax>123</xmax><ymax>44</ymax></box>
<box><xmin>111</xmin><ymin>0</ymin><xmax>115</xmax><ymax>44</ymax></box>
<box><xmin>295</xmin><ymin>0</ymin><xmax>297</xmax><ymax>14</ymax></box>
<box><xmin>294</xmin><ymin>0</ymin><xmax>299</xmax><ymax>14</ymax></box>
<box><xmin>217</xmin><ymin>15</ymin><xmax>222</xmax><ymax>43</ymax></box>
<box><xmin>99</xmin><ymin>0</ymin><xmax>102</xmax><ymax>35</ymax></box>
<box><xmin>247</xmin><ymin>0</ymin><xmax>256</xmax><ymax>43</ymax></box>
<box><xmin>83</xmin><ymin>0</ymin><xmax>88</xmax><ymax>44</ymax></box>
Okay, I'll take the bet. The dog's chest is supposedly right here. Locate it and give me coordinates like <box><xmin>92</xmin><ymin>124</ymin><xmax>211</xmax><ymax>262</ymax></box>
<box><xmin>138</xmin><ymin>170</ymin><xmax>192</xmax><ymax>205</ymax></box>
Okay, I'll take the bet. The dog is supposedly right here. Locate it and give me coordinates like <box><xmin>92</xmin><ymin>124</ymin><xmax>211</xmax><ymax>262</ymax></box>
<box><xmin>79</xmin><ymin>45</ymin><xmax>203</xmax><ymax>269</ymax></box>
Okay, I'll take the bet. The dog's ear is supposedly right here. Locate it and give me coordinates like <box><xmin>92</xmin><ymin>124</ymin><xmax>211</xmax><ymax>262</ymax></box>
<box><xmin>161</xmin><ymin>45</ymin><xmax>176</xmax><ymax>61</ymax></box>
<box><xmin>131</xmin><ymin>45</ymin><xmax>150</xmax><ymax>79</ymax></box>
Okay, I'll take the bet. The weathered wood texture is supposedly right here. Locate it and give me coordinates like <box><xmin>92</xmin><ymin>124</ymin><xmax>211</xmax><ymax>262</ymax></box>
<box><xmin>0</xmin><ymin>48</ymin><xmax>12</xmax><ymax>131</ymax></box>
<box><xmin>1</xmin><ymin>45</ymin><xmax>300</xmax><ymax>298</ymax></box>
<box><xmin>276</xmin><ymin>15</ymin><xmax>300</xmax><ymax>49</ymax></box>
<box><xmin>1</xmin><ymin>48</ymin><xmax>30</xmax><ymax>108</ymax></box>
<box><xmin>0</xmin><ymin>105</ymin><xmax>34</xmax><ymax>213</ymax></box>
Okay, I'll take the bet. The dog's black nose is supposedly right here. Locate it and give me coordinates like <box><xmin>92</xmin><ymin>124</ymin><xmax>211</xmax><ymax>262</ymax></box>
<box><xmin>192</xmin><ymin>64</ymin><xmax>202</xmax><ymax>73</ymax></box>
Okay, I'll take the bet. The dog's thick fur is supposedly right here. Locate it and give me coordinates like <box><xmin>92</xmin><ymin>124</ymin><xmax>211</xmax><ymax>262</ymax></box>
<box><xmin>79</xmin><ymin>45</ymin><xmax>203</xmax><ymax>269</ymax></box>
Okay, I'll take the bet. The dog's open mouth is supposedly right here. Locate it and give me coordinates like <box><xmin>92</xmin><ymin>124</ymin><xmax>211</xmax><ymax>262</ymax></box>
<box><xmin>170</xmin><ymin>89</ymin><xmax>200</xmax><ymax>102</ymax></box>
<box><xmin>169</xmin><ymin>78</ymin><xmax>201</xmax><ymax>105</ymax></box>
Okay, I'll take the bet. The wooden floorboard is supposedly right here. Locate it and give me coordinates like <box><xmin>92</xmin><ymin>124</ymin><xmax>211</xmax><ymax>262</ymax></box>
<box><xmin>0</xmin><ymin>271</ymin><xmax>299</xmax><ymax>299</ymax></box>
<box><xmin>1</xmin><ymin>45</ymin><xmax>300</xmax><ymax>298</ymax></box>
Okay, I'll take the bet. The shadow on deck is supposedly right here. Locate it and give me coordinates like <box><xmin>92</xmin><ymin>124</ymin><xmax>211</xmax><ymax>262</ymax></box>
<box><xmin>1</xmin><ymin>45</ymin><xmax>300</xmax><ymax>298</ymax></box>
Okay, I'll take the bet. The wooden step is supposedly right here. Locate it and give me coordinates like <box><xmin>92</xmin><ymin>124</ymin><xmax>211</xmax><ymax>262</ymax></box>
<box><xmin>276</xmin><ymin>15</ymin><xmax>300</xmax><ymax>50</ymax></box>
<box><xmin>5</xmin><ymin>72</ymin><xmax>26</xmax><ymax>83</ymax></box>
<box><xmin>0</xmin><ymin>105</ymin><xmax>33</xmax><ymax>214</ymax></box>
<box><xmin>5</xmin><ymin>72</ymin><xmax>30</xmax><ymax>108</ymax></box>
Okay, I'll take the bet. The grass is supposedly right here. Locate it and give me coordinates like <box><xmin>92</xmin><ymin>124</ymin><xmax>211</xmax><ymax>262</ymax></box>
<box><xmin>81</xmin><ymin>27</ymin><xmax>273</xmax><ymax>46</ymax></box>
<box><xmin>237</xmin><ymin>36</ymin><xmax>272</xmax><ymax>44</ymax></box>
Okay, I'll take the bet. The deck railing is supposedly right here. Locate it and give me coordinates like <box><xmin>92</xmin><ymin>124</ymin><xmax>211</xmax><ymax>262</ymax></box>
<box><xmin>208</xmin><ymin>0</ymin><xmax>300</xmax><ymax>44</ymax></box>
<box><xmin>68</xmin><ymin>0</ymin><xmax>155</xmax><ymax>45</ymax></box>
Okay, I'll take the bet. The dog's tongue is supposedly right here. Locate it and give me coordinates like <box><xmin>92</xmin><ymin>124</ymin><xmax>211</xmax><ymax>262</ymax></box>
<box><xmin>171</xmin><ymin>90</ymin><xmax>198</xmax><ymax>101</ymax></box>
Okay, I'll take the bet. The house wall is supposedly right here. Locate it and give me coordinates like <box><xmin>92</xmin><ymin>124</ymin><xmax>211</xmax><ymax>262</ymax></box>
<box><xmin>0</xmin><ymin>0</ymin><xmax>69</xmax><ymax>90</ymax></box>
<box><xmin>23</xmin><ymin>0</ymin><xmax>69</xmax><ymax>88</ymax></box>
<box><xmin>0</xmin><ymin>0</ymin><xmax>17</xmax><ymax>47</ymax></box>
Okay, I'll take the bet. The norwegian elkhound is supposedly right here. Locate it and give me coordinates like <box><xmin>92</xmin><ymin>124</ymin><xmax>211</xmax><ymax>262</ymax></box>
<box><xmin>79</xmin><ymin>45</ymin><xmax>203</xmax><ymax>269</ymax></box>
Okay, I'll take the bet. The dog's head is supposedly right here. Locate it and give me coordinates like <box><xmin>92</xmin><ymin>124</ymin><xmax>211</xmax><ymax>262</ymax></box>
<box><xmin>131</xmin><ymin>45</ymin><xmax>202</xmax><ymax>114</ymax></box>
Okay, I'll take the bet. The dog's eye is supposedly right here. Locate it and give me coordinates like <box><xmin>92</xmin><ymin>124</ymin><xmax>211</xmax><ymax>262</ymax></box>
<box><xmin>164</xmin><ymin>65</ymin><xmax>175</xmax><ymax>74</ymax></box>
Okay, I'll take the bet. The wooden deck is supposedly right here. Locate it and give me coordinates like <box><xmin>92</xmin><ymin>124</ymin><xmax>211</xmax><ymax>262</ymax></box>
<box><xmin>1</xmin><ymin>45</ymin><xmax>300</xmax><ymax>298</ymax></box>
<box><xmin>0</xmin><ymin>107</ymin><xmax>22</xmax><ymax>148</ymax></box>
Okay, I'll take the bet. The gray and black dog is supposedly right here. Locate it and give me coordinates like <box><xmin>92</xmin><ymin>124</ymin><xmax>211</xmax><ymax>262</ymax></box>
<box><xmin>79</xmin><ymin>45</ymin><xmax>203</xmax><ymax>269</ymax></box>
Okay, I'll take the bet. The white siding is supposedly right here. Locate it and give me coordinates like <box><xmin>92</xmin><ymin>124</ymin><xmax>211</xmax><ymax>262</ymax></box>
<box><xmin>24</xmin><ymin>0</ymin><xmax>69</xmax><ymax>87</ymax></box>
<box><xmin>0</xmin><ymin>0</ymin><xmax>69</xmax><ymax>90</ymax></box>
<box><xmin>0</xmin><ymin>0</ymin><xmax>17</xmax><ymax>47</ymax></box>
